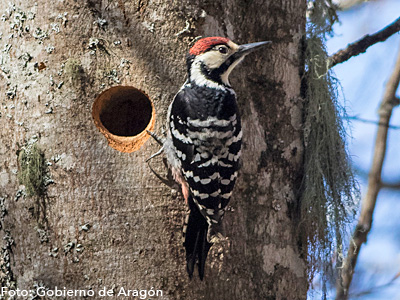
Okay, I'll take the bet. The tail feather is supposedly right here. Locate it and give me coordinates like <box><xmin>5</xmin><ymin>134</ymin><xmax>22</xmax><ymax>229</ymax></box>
<box><xmin>183</xmin><ymin>196</ymin><xmax>212</xmax><ymax>280</ymax></box>
<box><xmin>186</xmin><ymin>225</ymin><xmax>200</xmax><ymax>279</ymax></box>
<box><xmin>197</xmin><ymin>226</ymin><xmax>211</xmax><ymax>280</ymax></box>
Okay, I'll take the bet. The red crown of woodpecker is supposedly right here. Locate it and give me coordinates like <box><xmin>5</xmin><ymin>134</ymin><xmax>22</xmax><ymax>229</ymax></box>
<box><xmin>189</xmin><ymin>37</ymin><xmax>230</xmax><ymax>56</ymax></box>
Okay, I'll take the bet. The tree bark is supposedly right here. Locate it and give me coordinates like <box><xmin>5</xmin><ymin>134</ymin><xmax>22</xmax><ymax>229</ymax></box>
<box><xmin>0</xmin><ymin>0</ymin><xmax>307</xmax><ymax>299</ymax></box>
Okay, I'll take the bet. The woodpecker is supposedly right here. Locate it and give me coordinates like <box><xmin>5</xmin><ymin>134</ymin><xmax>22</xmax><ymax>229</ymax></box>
<box><xmin>162</xmin><ymin>37</ymin><xmax>269</xmax><ymax>279</ymax></box>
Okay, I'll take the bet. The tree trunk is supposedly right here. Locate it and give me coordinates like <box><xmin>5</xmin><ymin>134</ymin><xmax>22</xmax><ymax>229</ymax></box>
<box><xmin>0</xmin><ymin>0</ymin><xmax>307</xmax><ymax>299</ymax></box>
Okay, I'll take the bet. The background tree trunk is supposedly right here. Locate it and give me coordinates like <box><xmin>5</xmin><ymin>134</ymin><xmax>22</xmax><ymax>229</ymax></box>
<box><xmin>0</xmin><ymin>0</ymin><xmax>307</xmax><ymax>299</ymax></box>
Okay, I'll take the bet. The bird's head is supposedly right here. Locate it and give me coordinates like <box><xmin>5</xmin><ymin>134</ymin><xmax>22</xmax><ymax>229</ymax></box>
<box><xmin>186</xmin><ymin>37</ymin><xmax>270</xmax><ymax>88</ymax></box>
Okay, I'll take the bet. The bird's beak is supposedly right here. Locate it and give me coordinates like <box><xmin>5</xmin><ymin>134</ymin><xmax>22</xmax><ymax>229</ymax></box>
<box><xmin>236</xmin><ymin>41</ymin><xmax>271</xmax><ymax>57</ymax></box>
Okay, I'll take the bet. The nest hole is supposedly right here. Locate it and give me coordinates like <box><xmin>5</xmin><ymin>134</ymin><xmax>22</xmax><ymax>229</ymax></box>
<box><xmin>92</xmin><ymin>86</ymin><xmax>155</xmax><ymax>153</ymax></box>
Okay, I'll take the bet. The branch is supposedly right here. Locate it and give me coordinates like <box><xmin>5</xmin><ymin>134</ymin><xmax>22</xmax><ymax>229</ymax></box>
<box><xmin>350</xmin><ymin>274</ymin><xmax>400</xmax><ymax>298</ymax></box>
<box><xmin>381</xmin><ymin>181</ymin><xmax>400</xmax><ymax>190</ymax></box>
<box><xmin>335</xmin><ymin>42</ymin><xmax>400</xmax><ymax>300</ymax></box>
<box><xmin>353</xmin><ymin>164</ymin><xmax>400</xmax><ymax>191</ymax></box>
<box><xmin>344</xmin><ymin>115</ymin><xmax>400</xmax><ymax>130</ymax></box>
<box><xmin>335</xmin><ymin>0</ymin><xmax>369</xmax><ymax>11</ymax></box>
<box><xmin>329</xmin><ymin>17</ymin><xmax>400</xmax><ymax>68</ymax></box>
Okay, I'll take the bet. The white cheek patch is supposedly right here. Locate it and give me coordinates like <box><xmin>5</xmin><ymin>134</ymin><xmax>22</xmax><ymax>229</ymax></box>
<box><xmin>199</xmin><ymin>51</ymin><xmax>225</xmax><ymax>69</ymax></box>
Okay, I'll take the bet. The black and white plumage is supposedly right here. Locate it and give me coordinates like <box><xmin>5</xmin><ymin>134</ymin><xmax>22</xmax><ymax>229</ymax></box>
<box><xmin>162</xmin><ymin>37</ymin><xmax>269</xmax><ymax>279</ymax></box>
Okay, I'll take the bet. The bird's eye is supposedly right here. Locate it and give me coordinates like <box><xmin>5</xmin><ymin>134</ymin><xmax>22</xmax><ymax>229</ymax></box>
<box><xmin>218</xmin><ymin>46</ymin><xmax>228</xmax><ymax>54</ymax></box>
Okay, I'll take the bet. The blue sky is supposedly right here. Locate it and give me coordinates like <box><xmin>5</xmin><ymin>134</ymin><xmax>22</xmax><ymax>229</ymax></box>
<box><xmin>322</xmin><ymin>0</ymin><xmax>400</xmax><ymax>298</ymax></box>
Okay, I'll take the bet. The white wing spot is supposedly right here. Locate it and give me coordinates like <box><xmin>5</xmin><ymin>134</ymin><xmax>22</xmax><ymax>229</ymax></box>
<box><xmin>172</xmin><ymin>128</ymin><xmax>192</xmax><ymax>144</ymax></box>
<box><xmin>192</xmin><ymin>189</ymin><xmax>210</xmax><ymax>199</ymax></box>
<box><xmin>184</xmin><ymin>170</ymin><xmax>194</xmax><ymax>178</ymax></box>
<box><xmin>200</xmin><ymin>178</ymin><xmax>212</xmax><ymax>185</ymax></box>
<box><xmin>226</xmin><ymin>130</ymin><xmax>242</xmax><ymax>146</ymax></box>
<box><xmin>219</xmin><ymin>161</ymin><xmax>233</xmax><ymax>167</ymax></box>
<box><xmin>221</xmin><ymin>192</ymin><xmax>232</xmax><ymax>199</ymax></box>
<box><xmin>230</xmin><ymin>172</ymin><xmax>238</xmax><ymax>181</ymax></box>
<box><xmin>235</xmin><ymin>151</ymin><xmax>241</xmax><ymax>161</ymax></box>
<box><xmin>187</xmin><ymin>116</ymin><xmax>234</xmax><ymax>128</ymax></box>
<box><xmin>206</xmin><ymin>209</ymin><xmax>215</xmax><ymax>215</ymax></box>
<box><xmin>200</xmin><ymin>152</ymin><xmax>210</xmax><ymax>158</ymax></box>
<box><xmin>210</xmin><ymin>172</ymin><xmax>219</xmax><ymax>180</ymax></box>
<box><xmin>193</xmin><ymin>153</ymin><xmax>201</xmax><ymax>162</ymax></box>
<box><xmin>210</xmin><ymin>190</ymin><xmax>220</xmax><ymax>197</ymax></box>
<box><xmin>221</xmin><ymin>179</ymin><xmax>231</xmax><ymax>185</ymax></box>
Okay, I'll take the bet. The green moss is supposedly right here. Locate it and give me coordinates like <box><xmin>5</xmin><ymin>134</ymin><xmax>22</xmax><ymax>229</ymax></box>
<box><xmin>64</xmin><ymin>58</ymin><xmax>84</xmax><ymax>83</ymax></box>
<box><xmin>17</xmin><ymin>141</ymin><xmax>47</xmax><ymax>197</ymax></box>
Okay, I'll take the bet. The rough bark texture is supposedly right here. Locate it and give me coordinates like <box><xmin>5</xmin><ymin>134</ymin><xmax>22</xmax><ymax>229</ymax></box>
<box><xmin>0</xmin><ymin>0</ymin><xmax>307</xmax><ymax>299</ymax></box>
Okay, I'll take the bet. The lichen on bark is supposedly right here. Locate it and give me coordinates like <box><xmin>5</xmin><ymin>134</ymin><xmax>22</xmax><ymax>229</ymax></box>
<box><xmin>301</xmin><ymin>0</ymin><xmax>359</xmax><ymax>281</ymax></box>
<box><xmin>17</xmin><ymin>137</ymin><xmax>48</xmax><ymax>198</ymax></box>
